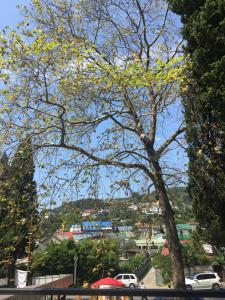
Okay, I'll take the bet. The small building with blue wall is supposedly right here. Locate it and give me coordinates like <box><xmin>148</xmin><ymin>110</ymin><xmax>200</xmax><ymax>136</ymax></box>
<box><xmin>82</xmin><ymin>221</ymin><xmax>112</xmax><ymax>232</ymax></box>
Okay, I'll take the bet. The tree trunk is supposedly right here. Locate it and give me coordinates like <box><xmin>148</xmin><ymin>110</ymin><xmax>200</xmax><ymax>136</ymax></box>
<box><xmin>152</xmin><ymin>160</ymin><xmax>185</xmax><ymax>289</ymax></box>
<box><xmin>7</xmin><ymin>260</ymin><xmax>16</xmax><ymax>287</ymax></box>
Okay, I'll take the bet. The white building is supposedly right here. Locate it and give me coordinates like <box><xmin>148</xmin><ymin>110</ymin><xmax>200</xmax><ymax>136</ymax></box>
<box><xmin>70</xmin><ymin>224</ymin><xmax>82</xmax><ymax>233</ymax></box>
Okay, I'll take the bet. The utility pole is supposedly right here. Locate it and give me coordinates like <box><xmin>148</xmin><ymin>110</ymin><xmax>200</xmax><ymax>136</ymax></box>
<box><xmin>73</xmin><ymin>254</ymin><xmax>78</xmax><ymax>286</ymax></box>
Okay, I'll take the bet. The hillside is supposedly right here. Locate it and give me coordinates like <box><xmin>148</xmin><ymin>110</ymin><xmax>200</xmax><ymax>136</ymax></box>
<box><xmin>39</xmin><ymin>187</ymin><xmax>192</xmax><ymax>236</ymax></box>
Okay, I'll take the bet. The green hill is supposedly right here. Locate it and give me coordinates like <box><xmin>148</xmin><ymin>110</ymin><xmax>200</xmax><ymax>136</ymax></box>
<box><xmin>39</xmin><ymin>187</ymin><xmax>192</xmax><ymax>236</ymax></box>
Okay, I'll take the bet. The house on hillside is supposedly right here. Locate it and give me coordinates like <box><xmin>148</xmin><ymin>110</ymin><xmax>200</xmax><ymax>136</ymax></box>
<box><xmin>82</xmin><ymin>221</ymin><xmax>112</xmax><ymax>232</ymax></box>
<box><xmin>36</xmin><ymin>233</ymin><xmax>64</xmax><ymax>251</ymax></box>
<box><xmin>81</xmin><ymin>209</ymin><xmax>95</xmax><ymax>218</ymax></box>
<box><xmin>55</xmin><ymin>231</ymin><xmax>74</xmax><ymax>241</ymax></box>
<box><xmin>140</xmin><ymin>201</ymin><xmax>162</xmax><ymax>215</ymax></box>
<box><xmin>161</xmin><ymin>239</ymin><xmax>191</xmax><ymax>256</ymax></box>
<box><xmin>135</xmin><ymin>233</ymin><xmax>166</xmax><ymax>255</ymax></box>
<box><xmin>101</xmin><ymin>221</ymin><xmax>113</xmax><ymax>230</ymax></box>
<box><xmin>70</xmin><ymin>224</ymin><xmax>82</xmax><ymax>233</ymax></box>
<box><xmin>93</xmin><ymin>209</ymin><xmax>109</xmax><ymax>218</ymax></box>
<box><xmin>176</xmin><ymin>224</ymin><xmax>193</xmax><ymax>240</ymax></box>
<box><xmin>128</xmin><ymin>204</ymin><xmax>138</xmax><ymax>211</ymax></box>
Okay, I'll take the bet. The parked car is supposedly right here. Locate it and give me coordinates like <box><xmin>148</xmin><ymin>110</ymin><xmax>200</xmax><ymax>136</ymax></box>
<box><xmin>114</xmin><ymin>274</ymin><xmax>139</xmax><ymax>288</ymax></box>
<box><xmin>154</xmin><ymin>298</ymin><xmax>204</xmax><ymax>300</ymax></box>
<box><xmin>153</xmin><ymin>298</ymin><xmax>204</xmax><ymax>300</ymax></box>
<box><xmin>185</xmin><ymin>272</ymin><xmax>223</xmax><ymax>290</ymax></box>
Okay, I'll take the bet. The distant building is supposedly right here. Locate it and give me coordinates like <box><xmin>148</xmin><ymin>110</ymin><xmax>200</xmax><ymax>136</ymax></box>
<box><xmin>81</xmin><ymin>209</ymin><xmax>95</xmax><ymax>217</ymax></box>
<box><xmin>93</xmin><ymin>209</ymin><xmax>109</xmax><ymax>219</ymax></box>
<box><xmin>70</xmin><ymin>224</ymin><xmax>82</xmax><ymax>233</ymax></box>
<box><xmin>55</xmin><ymin>231</ymin><xmax>74</xmax><ymax>241</ymax></box>
<box><xmin>82</xmin><ymin>221</ymin><xmax>112</xmax><ymax>232</ymax></box>
<box><xmin>135</xmin><ymin>233</ymin><xmax>166</xmax><ymax>254</ymax></box>
<box><xmin>176</xmin><ymin>224</ymin><xmax>192</xmax><ymax>240</ymax></box>
<box><xmin>101</xmin><ymin>221</ymin><xmax>113</xmax><ymax>230</ymax></box>
<box><xmin>117</xmin><ymin>226</ymin><xmax>133</xmax><ymax>232</ymax></box>
<box><xmin>128</xmin><ymin>204</ymin><xmax>138</xmax><ymax>211</ymax></box>
<box><xmin>140</xmin><ymin>201</ymin><xmax>162</xmax><ymax>215</ymax></box>
<box><xmin>161</xmin><ymin>239</ymin><xmax>191</xmax><ymax>256</ymax></box>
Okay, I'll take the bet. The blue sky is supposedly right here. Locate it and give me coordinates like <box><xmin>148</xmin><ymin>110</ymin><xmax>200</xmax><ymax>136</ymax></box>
<box><xmin>0</xmin><ymin>0</ymin><xmax>30</xmax><ymax>30</ymax></box>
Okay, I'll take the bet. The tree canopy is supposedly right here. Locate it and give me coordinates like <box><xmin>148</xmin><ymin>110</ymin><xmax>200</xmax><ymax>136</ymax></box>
<box><xmin>168</xmin><ymin>0</ymin><xmax>225</xmax><ymax>247</ymax></box>
<box><xmin>31</xmin><ymin>238</ymin><xmax>121</xmax><ymax>286</ymax></box>
<box><xmin>0</xmin><ymin>139</ymin><xmax>39</xmax><ymax>286</ymax></box>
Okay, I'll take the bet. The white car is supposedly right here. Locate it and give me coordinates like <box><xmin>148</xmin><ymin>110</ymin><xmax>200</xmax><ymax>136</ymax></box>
<box><xmin>114</xmin><ymin>273</ymin><xmax>139</xmax><ymax>288</ymax></box>
<box><xmin>185</xmin><ymin>272</ymin><xmax>223</xmax><ymax>290</ymax></box>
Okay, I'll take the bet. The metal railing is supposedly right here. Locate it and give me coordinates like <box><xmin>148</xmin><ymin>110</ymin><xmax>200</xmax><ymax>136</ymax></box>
<box><xmin>0</xmin><ymin>288</ymin><xmax>225</xmax><ymax>300</ymax></box>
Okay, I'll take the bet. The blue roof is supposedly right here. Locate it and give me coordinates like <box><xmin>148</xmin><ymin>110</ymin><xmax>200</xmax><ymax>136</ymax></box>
<box><xmin>83</xmin><ymin>221</ymin><xmax>101</xmax><ymax>226</ymax></box>
<box><xmin>101</xmin><ymin>221</ymin><xmax>112</xmax><ymax>226</ymax></box>
<box><xmin>176</xmin><ymin>224</ymin><xmax>192</xmax><ymax>230</ymax></box>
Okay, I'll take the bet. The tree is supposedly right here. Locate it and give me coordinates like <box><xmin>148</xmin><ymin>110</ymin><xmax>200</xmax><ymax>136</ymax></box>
<box><xmin>152</xmin><ymin>252</ymin><xmax>172</xmax><ymax>284</ymax></box>
<box><xmin>76</xmin><ymin>238</ymin><xmax>121</xmax><ymax>285</ymax></box>
<box><xmin>0</xmin><ymin>0</ymin><xmax>186</xmax><ymax>287</ymax></box>
<box><xmin>0</xmin><ymin>152</ymin><xmax>13</xmax><ymax>274</ymax></box>
<box><xmin>31</xmin><ymin>239</ymin><xmax>77</xmax><ymax>276</ymax></box>
<box><xmin>168</xmin><ymin>0</ymin><xmax>225</xmax><ymax>247</ymax></box>
<box><xmin>31</xmin><ymin>238</ymin><xmax>121</xmax><ymax>286</ymax></box>
<box><xmin>10</xmin><ymin>138</ymin><xmax>39</xmax><ymax>258</ymax></box>
<box><xmin>0</xmin><ymin>139</ymin><xmax>39</xmax><ymax>286</ymax></box>
<box><xmin>120</xmin><ymin>253</ymin><xmax>146</xmax><ymax>273</ymax></box>
<box><xmin>152</xmin><ymin>241</ymin><xmax>209</xmax><ymax>284</ymax></box>
<box><xmin>182</xmin><ymin>242</ymin><xmax>209</xmax><ymax>268</ymax></box>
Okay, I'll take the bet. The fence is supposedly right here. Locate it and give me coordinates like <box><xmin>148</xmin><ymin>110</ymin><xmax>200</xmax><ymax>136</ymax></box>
<box><xmin>0</xmin><ymin>287</ymin><xmax>225</xmax><ymax>300</ymax></box>
<box><xmin>32</xmin><ymin>275</ymin><xmax>73</xmax><ymax>286</ymax></box>
<box><xmin>0</xmin><ymin>274</ymin><xmax>73</xmax><ymax>300</ymax></box>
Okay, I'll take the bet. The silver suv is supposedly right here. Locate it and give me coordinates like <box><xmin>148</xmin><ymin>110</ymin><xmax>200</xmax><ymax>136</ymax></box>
<box><xmin>114</xmin><ymin>273</ymin><xmax>139</xmax><ymax>288</ymax></box>
<box><xmin>185</xmin><ymin>272</ymin><xmax>223</xmax><ymax>290</ymax></box>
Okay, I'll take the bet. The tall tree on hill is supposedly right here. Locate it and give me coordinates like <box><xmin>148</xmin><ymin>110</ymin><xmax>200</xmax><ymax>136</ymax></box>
<box><xmin>0</xmin><ymin>152</ymin><xmax>10</xmax><ymax>219</ymax></box>
<box><xmin>168</xmin><ymin>0</ymin><xmax>225</xmax><ymax>246</ymax></box>
<box><xmin>10</xmin><ymin>138</ymin><xmax>39</xmax><ymax>255</ymax></box>
<box><xmin>0</xmin><ymin>139</ymin><xmax>39</xmax><ymax>286</ymax></box>
<box><xmin>0</xmin><ymin>0</ymin><xmax>187</xmax><ymax>287</ymax></box>
<box><xmin>0</xmin><ymin>152</ymin><xmax>12</xmax><ymax>273</ymax></box>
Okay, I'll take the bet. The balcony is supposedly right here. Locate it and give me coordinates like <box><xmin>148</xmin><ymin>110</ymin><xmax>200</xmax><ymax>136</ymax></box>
<box><xmin>0</xmin><ymin>287</ymin><xmax>225</xmax><ymax>300</ymax></box>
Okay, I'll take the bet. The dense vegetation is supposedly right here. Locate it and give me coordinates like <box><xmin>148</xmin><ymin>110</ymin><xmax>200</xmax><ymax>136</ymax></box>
<box><xmin>31</xmin><ymin>239</ymin><xmax>126</xmax><ymax>286</ymax></box>
<box><xmin>168</xmin><ymin>0</ymin><xmax>225</xmax><ymax>247</ymax></box>
<box><xmin>152</xmin><ymin>241</ymin><xmax>210</xmax><ymax>284</ymax></box>
<box><xmin>0</xmin><ymin>139</ymin><xmax>39</xmax><ymax>286</ymax></box>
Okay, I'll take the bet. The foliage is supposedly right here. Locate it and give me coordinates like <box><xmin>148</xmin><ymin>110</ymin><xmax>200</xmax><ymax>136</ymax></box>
<box><xmin>0</xmin><ymin>0</ymin><xmax>187</xmax><ymax>288</ymax></box>
<box><xmin>152</xmin><ymin>241</ymin><xmax>210</xmax><ymax>283</ymax></box>
<box><xmin>0</xmin><ymin>139</ymin><xmax>39</xmax><ymax>285</ymax></box>
<box><xmin>31</xmin><ymin>239</ymin><xmax>77</xmax><ymax>276</ymax></box>
<box><xmin>31</xmin><ymin>238</ymin><xmax>121</xmax><ymax>286</ymax></box>
<box><xmin>167</xmin><ymin>187</ymin><xmax>193</xmax><ymax>223</ymax></box>
<box><xmin>168</xmin><ymin>0</ymin><xmax>225</xmax><ymax>247</ymax></box>
<box><xmin>120</xmin><ymin>253</ymin><xmax>146</xmax><ymax>273</ymax></box>
<box><xmin>77</xmin><ymin>238</ymin><xmax>121</xmax><ymax>285</ymax></box>
<box><xmin>10</xmin><ymin>138</ymin><xmax>39</xmax><ymax>257</ymax></box>
<box><xmin>182</xmin><ymin>242</ymin><xmax>209</xmax><ymax>267</ymax></box>
<box><xmin>0</xmin><ymin>152</ymin><xmax>13</xmax><ymax>269</ymax></box>
<box><xmin>152</xmin><ymin>252</ymin><xmax>172</xmax><ymax>284</ymax></box>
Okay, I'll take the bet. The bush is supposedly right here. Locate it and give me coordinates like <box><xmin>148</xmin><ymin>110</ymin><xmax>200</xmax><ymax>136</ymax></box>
<box><xmin>152</xmin><ymin>252</ymin><xmax>172</xmax><ymax>284</ymax></box>
<box><xmin>120</xmin><ymin>254</ymin><xmax>146</xmax><ymax>273</ymax></box>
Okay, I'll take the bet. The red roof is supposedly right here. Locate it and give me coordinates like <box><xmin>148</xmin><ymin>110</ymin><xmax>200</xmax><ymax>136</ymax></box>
<box><xmin>56</xmin><ymin>231</ymin><xmax>74</xmax><ymax>239</ymax></box>
<box><xmin>161</xmin><ymin>239</ymin><xmax>192</xmax><ymax>256</ymax></box>
<box><xmin>161</xmin><ymin>246</ymin><xmax>169</xmax><ymax>256</ymax></box>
